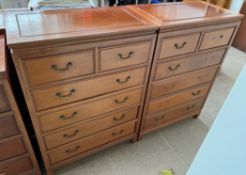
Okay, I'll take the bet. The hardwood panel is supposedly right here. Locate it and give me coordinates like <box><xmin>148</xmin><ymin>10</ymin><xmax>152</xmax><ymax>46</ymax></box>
<box><xmin>148</xmin><ymin>84</ymin><xmax>210</xmax><ymax>114</ymax></box>
<box><xmin>24</xmin><ymin>51</ymin><xmax>95</xmax><ymax>86</ymax></box>
<box><xmin>0</xmin><ymin>85</ymin><xmax>10</xmax><ymax>113</ymax></box>
<box><xmin>48</xmin><ymin>121</ymin><xmax>136</xmax><ymax>164</ymax></box>
<box><xmin>0</xmin><ymin>112</ymin><xmax>19</xmax><ymax>140</ymax></box>
<box><xmin>0</xmin><ymin>137</ymin><xmax>27</xmax><ymax>161</ymax></box>
<box><xmin>159</xmin><ymin>33</ymin><xmax>200</xmax><ymax>59</ymax></box>
<box><xmin>39</xmin><ymin>88</ymin><xmax>142</xmax><ymax>132</ymax></box>
<box><xmin>151</xmin><ymin>66</ymin><xmax>218</xmax><ymax>98</ymax></box>
<box><xmin>155</xmin><ymin>49</ymin><xmax>225</xmax><ymax>80</ymax></box>
<box><xmin>200</xmin><ymin>27</ymin><xmax>235</xmax><ymax>50</ymax></box>
<box><xmin>32</xmin><ymin>67</ymin><xmax>145</xmax><ymax>111</ymax></box>
<box><xmin>44</xmin><ymin>107</ymin><xmax>138</xmax><ymax>149</ymax></box>
<box><xmin>100</xmin><ymin>41</ymin><xmax>151</xmax><ymax>71</ymax></box>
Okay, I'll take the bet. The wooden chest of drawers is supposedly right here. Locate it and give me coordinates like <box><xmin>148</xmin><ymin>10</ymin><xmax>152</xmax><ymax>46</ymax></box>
<box><xmin>2</xmin><ymin>2</ymin><xmax>242</xmax><ymax>175</ymax></box>
<box><xmin>0</xmin><ymin>33</ymin><xmax>40</xmax><ymax>175</ymax></box>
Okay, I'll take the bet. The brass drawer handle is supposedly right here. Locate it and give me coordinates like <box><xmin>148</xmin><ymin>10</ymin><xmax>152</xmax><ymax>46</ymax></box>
<box><xmin>63</xmin><ymin>129</ymin><xmax>79</xmax><ymax>138</ymax></box>
<box><xmin>51</xmin><ymin>62</ymin><xmax>73</xmax><ymax>72</ymax></box>
<box><xmin>113</xmin><ymin>114</ymin><xmax>126</xmax><ymax>121</ymax></box>
<box><xmin>114</xmin><ymin>97</ymin><xmax>128</xmax><ymax>104</ymax></box>
<box><xmin>118</xmin><ymin>51</ymin><xmax>134</xmax><ymax>60</ymax></box>
<box><xmin>0</xmin><ymin>168</ymin><xmax>8</xmax><ymax>175</ymax></box>
<box><xmin>116</xmin><ymin>76</ymin><xmax>131</xmax><ymax>84</ymax></box>
<box><xmin>168</xmin><ymin>64</ymin><xmax>180</xmax><ymax>71</ymax></box>
<box><xmin>56</xmin><ymin>89</ymin><xmax>76</xmax><ymax>98</ymax></box>
<box><xmin>112</xmin><ymin>129</ymin><xmax>124</xmax><ymax>136</ymax></box>
<box><xmin>174</xmin><ymin>42</ymin><xmax>187</xmax><ymax>49</ymax></box>
<box><xmin>192</xmin><ymin>90</ymin><xmax>201</xmax><ymax>96</ymax></box>
<box><xmin>186</xmin><ymin>104</ymin><xmax>196</xmax><ymax>111</ymax></box>
<box><xmin>65</xmin><ymin>145</ymin><xmax>80</xmax><ymax>154</ymax></box>
<box><xmin>155</xmin><ymin>115</ymin><xmax>165</xmax><ymax>121</ymax></box>
<box><xmin>60</xmin><ymin>112</ymin><xmax>78</xmax><ymax>120</ymax></box>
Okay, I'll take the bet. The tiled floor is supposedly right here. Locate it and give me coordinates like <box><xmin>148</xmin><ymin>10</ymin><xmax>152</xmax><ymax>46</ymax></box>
<box><xmin>56</xmin><ymin>47</ymin><xmax>246</xmax><ymax>175</ymax></box>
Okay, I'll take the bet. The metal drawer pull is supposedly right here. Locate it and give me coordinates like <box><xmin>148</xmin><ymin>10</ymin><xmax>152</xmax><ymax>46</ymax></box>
<box><xmin>63</xmin><ymin>129</ymin><xmax>79</xmax><ymax>138</ymax></box>
<box><xmin>0</xmin><ymin>168</ymin><xmax>8</xmax><ymax>175</ymax></box>
<box><xmin>186</xmin><ymin>104</ymin><xmax>196</xmax><ymax>111</ymax></box>
<box><xmin>60</xmin><ymin>112</ymin><xmax>78</xmax><ymax>120</ymax></box>
<box><xmin>116</xmin><ymin>76</ymin><xmax>131</xmax><ymax>84</ymax></box>
<box><xmin>118</xmin><ymin>51</ymin><xmax>134</xmax><ymax>60</ymax></box>
<box><xmin>113</xmin><ymin>114</ymin><xmax>126</xmax><ymax>121</ymax></box>
<box><xmin>65</xmin><ymin>145</ymin><xmax>80</xmax><ymax>153</ymax></box>
<box><xmin>220</xmin><ymin>34</ymin><xmax>224</xmax><ymax>38</ymax></box>
<box><xmin>192</xmin><ymin>90</ymin><xmax>201</xmax><ymax>96</ymax></box>
<box><xmin>112</xmin><ymin>129</ymin><xmax>124</xmax><ymax>136</ymax></box>
<box><xmin>155</xmin><ymin>115</ymin><xmax>165</xmax><ymax>121</ymax></box>
<box><xmin>174</xmin><ymin>42</ymin><xmax>187</xmax><ymax>49</ymax></box>
<box><xmin>114</xmin><ymin>97</ymin><xmax>128</xmax><ymax>104</ymax></box>
<box><xmin>51</xmin><ymin>62</ymin><xmax>73</xmax><ymax>71</ymax></box>
<box><xmin>168</xmin><ymin>64</ymin><xmax>180</xmax><ymax>71</ymax></box>
<box><xmin>56</xmin><ymin>89</ymin><xmax>76</xmax><ymax>98</ymax></box>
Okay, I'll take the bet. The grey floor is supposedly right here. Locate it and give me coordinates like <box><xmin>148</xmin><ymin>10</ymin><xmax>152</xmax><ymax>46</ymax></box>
<box><xmin>56</xmin><ymin>47</ymin><xmax>246</xmax><ymax>175</ymax></box>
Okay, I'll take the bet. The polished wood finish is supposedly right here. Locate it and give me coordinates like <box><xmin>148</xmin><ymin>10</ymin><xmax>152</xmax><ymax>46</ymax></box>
<box><xmin>0</xmin><ymin>112</ymin><xmax>19</xmax><ymax>140</ymax></box>
<box><xmin>0</xmin><ymin>85</ymin><xmax>10</xmax><ymax>112</ymax></box>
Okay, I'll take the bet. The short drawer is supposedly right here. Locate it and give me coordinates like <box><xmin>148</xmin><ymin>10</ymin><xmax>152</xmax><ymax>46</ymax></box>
<box><xmin>44</xmin><ymin>107</ymin><xmax>138</xmax><ymax>149</ymax></box>
<box><xmin>48</xmin><ymin>121</ymin><xmax>136</xmax><ymax>164</ymax></box>
<box><xmin>0</xmin><ymin>112</ymin><xmax>19</xmax><ymax>140</ymax></box>
<box><xmin>0</xmin><ymin>137</ymin><xmax>27</xmax><ymax>161</ymax></box>
<box><xmin>33</xmin><ymin>67</ymin><xmax>145</xmax><ymax>111</ymax></box>
<box><xmin>0</xmin><ymin>155</ymin><xmax>33</xmax><ymax>175</ymax></box>
<box><xmin>151</xmin><ymin>66</ymin><xmax>218</xmax><ymax>99</ymax></box>
<box><xmin>24</xmin><ymin>50</ymin><xmax>95</xmax><ymax>86</ymax></box>
<box><xmin>200</xmin><ymin>27</ymin><xmax>235</xmax><ymax>50</ymax></box>
<box><xmin>159</xmin><ymin>33</ymin><xmax>200</xmax><ymax>59</ymax></box>
<box><xmin>144</xmin><ymin>98</ymin><xmax>204</xmax><ymax>130</ymax></box>
<box><xmin>39</xmin><ymin>88</ymin><xmax>142</xmax><ymax>132</ymax></box>
<box><xmin>100</xmin><ymin>41</ymin><xmax>151</xmax><ymax>71</ymax></box>
<box><xmin>0</xmin><ymin>85</ymin><xmax>10</xmax><ymax>113</ymax></box>
<box><xmin>155</xmin><ymin>49</ymin><xmax>225</xmax><ymax>80</ymax></box>
<box><xmin>148</xmin><ymin>84</ymin><xmax>210</xmax><ymax>114</ymax></box>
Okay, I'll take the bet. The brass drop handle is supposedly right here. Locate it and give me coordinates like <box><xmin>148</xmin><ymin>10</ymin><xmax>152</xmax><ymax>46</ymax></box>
<box><xmin>186</xmin><ymin>104</ymin><xmax>196</xmax><ymax>111</ymax></box>
<box><xmin>118</xmin><ymin>51</ymin><xmax>134</xmax><ymax>60</ymax></box>
<box><xmin>0</xmin><ymin>168</ymin><xmax>8</xmax><ymax>175</ymax></box>
<box><xmin>59</xmin><ymin>112</ymin><xmax>78</xmax><ymax>120</ymax></box>
<box><xmin>192</xmin><ymin>90</ymin><xmax>201</xmax><ymax>96</ymax></box>
<box><xmin>114</xmin><ymin>97</ymin><xmax>128</xmax><ymax>104</ymax></box>
<box><xmin>168</xmin><ymin>64</ymin><xmax>180</xmax><ymax>71</ymax></box>
<box><xmin>65</xmin><ymin>145</ymin><xmax>80</xmax><ymax>154</ymax></box>
<box><xmin>116</xmin><ymin>76</ymin><xmax>131</xmax><ymax>84</ymax></box>
<box><xmin>155</xmin><ymin>115</ymin><xmax>166</xmax><ymax>121</ymax></box>
<box><xmin>174</xmin><ymin>42</ymin><xmax>187</xmax><ymax>49</ymax></box>
<box><xmin>113</xmin><ymin>114</ymin><xmax>126</xmax><ymax>121</ymax></box>
<box><xmin>63</xmin><ymin>129</ymin><xmax>79</xmax><ymax>138</ymax></box>
<box><xmin>56</xmin><ymin>89</ymin><xmax>76</xmax><ymax>98</ymax></box>
<box><xmin>51</xmin><ymin>62</ymin><xmax>73</xmax><ymax>71</ymax></box>
<box><xmin>112</xmin><ymin>129</ymin><xmax>124</xmax><ymax>136</ymax></box>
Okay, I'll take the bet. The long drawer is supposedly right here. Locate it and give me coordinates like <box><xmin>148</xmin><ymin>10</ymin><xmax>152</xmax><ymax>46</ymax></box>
<box><xmin>32</xmin><ymin>67</ymin><xmax>146</xmax><ymax>111</ymax></box>
<box><xmin>0</xmin><ymin>85</ymin><xmax>10</xmax><ymax>113</ymax></box>
<box><xmin>39</xmin><ymin>88</ymin><xmax>142</xmax><ymax>132</ymax></box>
<box><xmin>151</xmin><ymin>66</ymin><xmax>218</xmax><ymax>99</ymax></box>
<box><xmin>154</xmin><ymin>49</ymin><xmax>226</xmax><ymax>81</ymax></box>
<box><xmin>144</xmin><ymin>97</ymin><xmax>204</xmax><ymax>130</ymax></box>
<box><xmin>44</xmin><ymin>107</ymin><xmax>138</xmax><ymax>149</ymax></box>
<box><xmin>48</xmin><ymin>121</ymin><xmax>136</xmax><ymax>164</ymax></box>
<box><xmin>148</xmin><ymin>84</ymin><xmax>210</xmax><ymax>114</ymax></box>
<box><xmin>0</xmin><ymin>112</ymin><xmax>19</xmax><ymax>140</ymax></box>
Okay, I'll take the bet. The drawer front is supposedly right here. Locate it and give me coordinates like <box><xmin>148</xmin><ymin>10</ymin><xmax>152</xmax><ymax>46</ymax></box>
<box><xmin>155</xmin><ymin>49</ymin><xmax>225</xmax><ymax>80</ymax></box>
<box><xmin>100</xmin><ymin>41</ymin><xmax>151</xmax><ymax>71</ymax></box>
<box><xmin>33</xmin><ymin>67</ymin><xmax>145</xmax><ymax>111</ymax></box>
<box><xmin>44</xmin><ymin>107</ymin><xmax>138</xmax><ymax>149</ymax></box>
<box><xmin>200</xmin><ymin>27</ymin><xmax>235</xmax><ymax>50</ymax></box>
<box><xmin>159</xmin><ymin>33</ymin><xmax>200</xmax><ymax>59</ymax></box>
<box><xmin>48</xmin><ymin>121</ymin><xmax>136</xmax><ymax>164</ymax></box>
<box><xmin>0</xmin><ymin>137</ymin><xmax>27</xmax><ymax>162</ymax></box>
<box><xmin>151</xmin><ymin>66</ymin><xmax>217</xmax><ymax>99</ymax></box>
<box><xmin>148</xmin><ymin>84</ymin><xmax>210</xmax><ymax>114</ymax></box>
<box><xmin>0</xmin><ymin>113</ymin><xmax>19</xmax><ymax>140</ymax></box>
<box><xmin>24</xmin><ymin>51</ymin><xmax>94</xmax><ymax>86</ymax></box>
<box><xmin>39</xmin><ymin>88</ymin><xmax>142</xmax><ymax>132</ymax></box>
<box><xmin>0</xmin><ymin>155</ymin><xmax>33</xmax><ymax>175</ymax></box>
<box><xmin>144</xmin><ymin>98</ymin><xmax>204</xmax><ymax>130</ymax></box>
<box><xmin>0</xmin><ymin>85</ymin><xmax>10</xmax><ymax>113</ymax></box>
